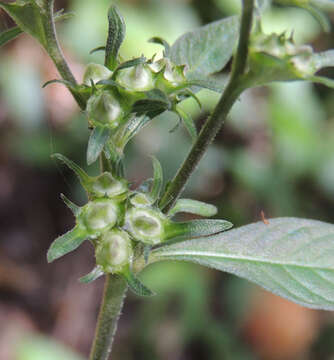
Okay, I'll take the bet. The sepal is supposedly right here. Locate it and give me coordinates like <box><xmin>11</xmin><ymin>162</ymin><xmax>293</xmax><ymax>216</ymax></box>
<box><xmin>122</xmin><ymin>267</ymin><xmax>155</xmax><ymax>296</ymax></box>
<box><xmin>79</xmin><ymin>266</ymin><xmax>104</xmax><ymax>283</ymax></box>
<box><xmin>60</xmin><ymin>193</ymin><xmax>80</xmax><ymax>216</ymax></box>
<box><xmin>47</xmin><ymin>225</ymin><xmax>88</xmax><ymax>263</ymax></box>
<box><xmin>148</xmin><ymin>37</ymin><xmax>171</xmax><ymax>57</ymax></box>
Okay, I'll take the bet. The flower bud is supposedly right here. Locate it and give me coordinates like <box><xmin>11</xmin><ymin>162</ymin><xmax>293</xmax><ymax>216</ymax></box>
<box><xmin>125</xmin><ymin>207</ymin><xmax>166</xmax><ymax>245</ymax></box>
<box><xmin>87</xmin><ymin>90</ymin><xmax>124</xmax><ymax>128</ymax></box>
<box><xmin>96</xmin><ymin>229</ymin><xmax>133</xmax><ymax>273</ymax></box>
<box><xmin>83</xmin><ymin>63</ymin><xmax>113</xmax><ymax>86</ymax></box>
<box><xmin>116</xmin><ymin>64</ymin><xmax>155</xmax><ymax>91</ymax></box>
<box><xmin>92</xmin><ymin>172</ymin><xmax>128</xmax><ymax>198</ymax></box>
<box><xmin>151</xmin><ymin>58</ymin><xmax>186</xmax><ymax>93</ymax></box>
<box><xmin>129</xmin><ymin>193</ymin><xmax>152</xmax><ymax>207</ymax></box>
<box><xmin>82</xmin><ymin>199</ymin><xmax>119</xmax><ymax>232</ymax></box>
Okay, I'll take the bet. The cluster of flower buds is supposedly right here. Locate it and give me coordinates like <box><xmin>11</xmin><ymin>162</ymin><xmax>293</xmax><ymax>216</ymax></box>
<box><xmin>47</xmin><ymin>154</ymin><xmax>232</xmax><ymax>295</ymax></box>
<box><xmin>243</xmin><ymin>27</ymin><xmax>334</xmax><ymax>89</ymax></box>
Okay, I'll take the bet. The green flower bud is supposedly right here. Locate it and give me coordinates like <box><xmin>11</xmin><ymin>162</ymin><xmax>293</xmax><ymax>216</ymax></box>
<box><xmin>116</xmin><ymin>64</ymin><xmax>155</xmax><ymax>91</ymax></box>
<box><xmin>82</xmin><ymin>199</ymin><xmax>119</xmax><ymax>232</ymax></box>
<box><xmin>83</xmin><ymin>63</ymin><xmax>113</xmax><ymax>86</ymax></box>
<box><xmin>92</xmin><ymin>172</ymin><xmax>128</xmax><ymax>198</ymax></box>
<box><xmin>96</xmin><ymin>229</ymin><xmax>133</xmax><ymax>273</ymax></box>
<box><xmin>247</xmin><ymin>32</ymin><xmax>316</xmax><ymax>85</ymax></box>
<box><xmin>152</xmin><ymin>58</ymin><xmax>186</xmax><ymax>93</ymax></box>
<box><xmin>87</xmin><ymin>90</ymin><xmax>124</xmax><ymax>128</ymax></box>
<box><xmin>125</xmin><ymin>207</ymin><xmax>166</xmax><ymax>245</ymax></box>
<box><xmin>129</xmin><ymin>193</ymin><xmax>152</xmax><ymax>207</ymax></box>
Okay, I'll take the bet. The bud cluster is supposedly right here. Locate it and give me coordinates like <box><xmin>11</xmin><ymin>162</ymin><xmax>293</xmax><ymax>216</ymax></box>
<box><xmin>47</xmin><ymin>154</ymin><xmax>231</xmax><ymax>294</ymax></box>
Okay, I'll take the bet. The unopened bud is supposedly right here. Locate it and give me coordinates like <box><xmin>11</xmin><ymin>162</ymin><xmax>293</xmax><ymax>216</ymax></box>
<box><xmin>125</xmin><ymin>207</ymin><xmax>166</xmax><ymax>245</ymax></box>
<box><xmin>92</xmin><ymin>172</ymin><xmax>128</xmax><ymax>198</ymax></box>
<box><xmin>117</xmin><ymin>64</ymin><xmax>155</xmax><ymax>91</ymax></box>
<box><xmin>96</xmin><ymin>229</ymin><xmax>133</xmax><ymax>273</ymax></box>
<box><xmin>83</xmin><ymin>63</ymin><xmax>113</xmax><ymax>86</ymax></box>
<box><xmin>82</xmin><ymin>199</ymin><xmax>119</xmax><ymax>232</ymax></box>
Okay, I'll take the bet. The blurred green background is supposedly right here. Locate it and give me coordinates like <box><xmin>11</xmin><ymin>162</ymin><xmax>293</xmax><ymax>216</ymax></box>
<box><xmin>1</xmin><ymin>0</ymin><xmax>334</xmax><ymax>359</ymax></box>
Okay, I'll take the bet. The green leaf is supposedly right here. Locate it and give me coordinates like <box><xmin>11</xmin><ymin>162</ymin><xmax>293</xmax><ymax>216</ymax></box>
<box><xmin>123</xmin><ymin>268</ymin><xmax>155</xmax><ymax>296</ymax></box>
<box><xmin>105</xmin><ymin>5</ymin><xmax>126</xmax><ymax>70</ymax></box>
<box><xmin>90</xmin><ymin>46</ymin><xmax>106</xmax><ymax>55</ymax></box>
<box><xmin>149</xmin><ymin>156</ymin><xmax>163</xmax><ymax>202</ymax></box>
<box><xmin>185</xmin><ymin>76</ymin><xmax>227</xmax><ymax>93</ymax></box>
<box><xmin>0</xmin><ymin>26</ymin><xmax>22</xmax><ymax>47</ymax></box>
<box><xmin>170</xmin><ymin>16</ymin><xmax>239</xmax><ymax>78</ymax></box>
<box><xmin>47</xmin><ymin>226</ymin><xmax>88</xmax><ymax>263</ymax></box>
<box><xmin>0</xmin><ymin>5</ymin><xmax>73</xmax><ymax>48</ymax></box>
<box><xmin>112</xmin><ymin>56</ymin><xmax>146</xmax><ymax>79</ymax></box>
<box><xmin>0</xmin><ymin>0</ymin><xmax>50</xmax><ymax>48</ymax></box>
<box><xmin>60</xmin><ymin>193</ymin><xmax>80</xmax><ymax>216</ymax></box>
<box><xmin>152</xmin><ymin>217</ymin><xmax>334</xmax><ymax>310</ymax></box>
<box><xmin>175</xmin><ymin>107</ymin><xmax>197</xmax><ymax>143</ymax></box>
<box><xmin>169</xmin><ymin>199</ymin><xmax>217</xmax><ymax>218</ymax></box>
<box><xmin>164</xmin><ymin>219</ymin><xmax>233</xmax><ymax>243</ymax></box>
<box><xmin>148</xmin><ymin>36</ymin><xmax>171</xmax><ymax>57</ymax></box>
<box><xmin>308</xmin><ymin>75</ymin><xmax>334</xmax><ymax>88</ymax></box>
<box><xmin>87</xmin><ymin>126</ymin><xmax>111</xmax><ymax>165</ymax></box>
<box><xmin>52</xmin><ymin>153</ymin><xmax>91</xmax><ymax>187</ymax></box>
<box><xmin>132</xmin><ymin>99</ymin><xmax>169</xmax><ymax>117</ymax></box>
<box><xmin>312</xmin><ymin>49</ymin><xmax>334</xmax><ymax>70</ymax></box>
<box><xmin>79</xmin><ymin>266</ymin><xmax>104</xmax><ymax>283</ymax></box>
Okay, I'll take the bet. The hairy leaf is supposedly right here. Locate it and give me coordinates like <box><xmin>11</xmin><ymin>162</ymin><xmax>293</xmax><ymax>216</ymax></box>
<box><xmin>105</xmin><ymin>5</ymin><xmax>126</xmax><ymax>70</ymax></box>
<box><xmin>170</xmin><ymin>16</ymin><xmax>239</xmax><ymax>78</ymax></box>
<box><xmin>152</xmin><ymin>217</ymin><xmax>334</xmax><ymax>310</ymax></box>
<box><xmin>169</xmin><ymin>199</ymin><xmax>217</xmax><ymax>218</ymax></box>
<box><xmin>164</xmin><ymin>219</ymin><xmax>232</xmax><ymax>243</ymax></box>
<box><xmin>149</xmin><ymin>156</ymin><xmax>163</xmax><ymax>202</ymax></box>
<box><xmin>175</xmin><ymin>107</ymin><xmax>197</xmax><ymax>143</ymax></box>
<box><xmin>47</xmin><ymin>226</ymin><xmax>87</xmax><ymax>263</ymax></box>
<box><xmin>87</xmin><ymin>126</ymin><xmax>111</xmax><ymax>165</ymax></box>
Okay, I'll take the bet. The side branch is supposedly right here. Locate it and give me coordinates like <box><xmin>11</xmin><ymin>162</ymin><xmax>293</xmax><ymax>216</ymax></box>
<box><xmin>160</xmin><ymin>0</ymin><xmax>254</xmax><ymax>212</ymax></box>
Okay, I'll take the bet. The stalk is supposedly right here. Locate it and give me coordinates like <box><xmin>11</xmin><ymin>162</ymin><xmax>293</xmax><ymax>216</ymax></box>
<box><xmin>159</xmin><ymin>0</ymin><xmax>255</xmax><ymax>212</ymax></box>
<box><xmin>44</xmin><ymin>0</ymin><xmax>86</xmax><ymax>109</ymax></box>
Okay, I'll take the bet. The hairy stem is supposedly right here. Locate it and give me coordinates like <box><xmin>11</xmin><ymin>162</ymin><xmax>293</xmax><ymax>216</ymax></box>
<box><xmin>44</xmin><ymin>0</ymin><xmax>86</xmax><ymax>109</ymax></box>
<box><xmin>160</xmin><ymin>0</ymin><xmax>254</xmax><ymax>212</ymax></box>
<box><xmin>89</xmin><ymin>274</ymin><xmax>128</xmax><ymax>360</ymax></box>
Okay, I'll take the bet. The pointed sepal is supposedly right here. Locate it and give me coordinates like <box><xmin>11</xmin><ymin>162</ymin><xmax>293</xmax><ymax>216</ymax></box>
<box><xmin>123</xmin><ymin>267</ymin><xmax>155</xmax><ymax>296</ymax></box>
<box><xmin>168</xmin><ymin>199</ymin><xmax>217</xmax><ymax>218</ymax></box>
<box><xmin>87</xmin><ymin>125</ymin><xmax>111</xmax><ymax>165</ymax></box>
<box><xmin>47</xmin><ymin>226</ymin><xmax>88</xmax><ymax>263</ymax></box>
<box><xmin>52</xmin><ymin>153</ymin><xmax>91</xmax><ymax>189</ymax></box>
<box><xmin>79</xmin><ymin>266</ymin><xmax>104</xmax><ymax>283</ymax></box>
<box><xmin>148</xmin><ymin>37</ymin><xmax>171</xmax><ymax>57</ymax></box>
<box><xmin>60</xmin><ymin>193</ymin><xmax>81</xmax><ymax>216</ymax></box>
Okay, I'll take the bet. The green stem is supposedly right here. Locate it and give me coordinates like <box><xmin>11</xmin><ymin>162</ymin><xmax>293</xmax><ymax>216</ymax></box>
<box><xmin>159</xmin><ymin>0</ymin><xmax>254</xmax><ymax>212</ymax></box>
<box><xmin>44</xmin><ymin>0</ymin><xmax>86</xmax><ymax>109</ymax></box>
<box><xmin>89</xmin><ymin>274</ymin><xmax>128</xmax><ymax>360</ymax></box>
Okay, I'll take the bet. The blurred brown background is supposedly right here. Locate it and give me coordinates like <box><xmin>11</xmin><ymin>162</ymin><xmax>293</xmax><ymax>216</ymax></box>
<box><xmin>1</xmin><ymin>0</ymin><xmax>334</xmax><ymax>359</ymax></box>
